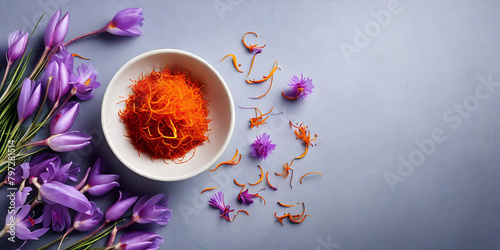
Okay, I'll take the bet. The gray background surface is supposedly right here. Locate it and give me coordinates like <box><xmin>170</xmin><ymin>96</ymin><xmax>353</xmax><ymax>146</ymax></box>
<box><xmin>1</xmin><ymin>0</ymin><xmax>500</xmax><ymax>249</ymax></box>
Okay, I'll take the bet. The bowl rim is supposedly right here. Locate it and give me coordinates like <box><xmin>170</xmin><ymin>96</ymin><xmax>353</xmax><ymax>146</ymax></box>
<box><xmin>101</xmin><ymin>48</ymin><xmax>235</xmax><ymax>181</ymax></box>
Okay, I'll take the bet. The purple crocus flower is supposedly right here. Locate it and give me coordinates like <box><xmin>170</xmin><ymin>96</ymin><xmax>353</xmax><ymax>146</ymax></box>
<box><xmin>70</xmin><ymin>64</ymin><xmax>101</xmax><ymax>100</ymax></box>
<box><xmin>132</xmin><ymin>194</ymin><xmax>172</xmax><ymax>225</ymax></box>
<box><xmin>250</xmin><ymin>133</ymin><xmax>276</xmax><ymax>161</ymax></box>
<box><xmin>44</xmin><ymin>9</ymin><xmax>69</xmax><ymax>49</ymax></box>
<box><xmin>50</xmin><ymin>101</ymin><xmax>79</xmax><ymax>135</ymax></box>
<box><xmin>73</xmin><ymin>202</ymin><xmax>103</xmax><ymax>232</ymax></box>
<box><xmin>42</xmin><ymin>203</ymin><xmax>71</xmax><ymax>232</ymax></box>
<box><xmin>45</xmin><ymin>131</ymin><xmax>92</xmax><ymax>152</ymax></box>
<box><xmin>41</xmin><ymin>60</ymin><xmax>71</xmax><ymax>103</ymax></box>
<box><xmin>2</xmin><ymin>163</ymin><xmax>29</xmax><ymax>186</ymax></box>
<box><xmin>116</xmin><ymin>231</ymin><xmax>164</xmax><ymax>250</ymax></box>
<box><xmin>50</xmin><ymin>46</ymin><xmax>74</xmax><ymax>71</ymax></box>
<box><xmin>105</xmin><ymin>8</ymin><xmax>144</xmax><ymax>36</ymax></box>
<box><xmin>17</xmin><ymin>78</ymin><xmax>42</xmax><ymax>123</ymax></box>
<box><xmin>208</xmin><ymin>191</ymin><xmax>233</xmax><ymax>219</ymax></box>
<box><xmin>36</xmin><ymin>180</ymin><xmax>92</xmax><ymax>214</ymax></box>
<box><xmin>28</xmin><ymin>153</ymin><xmax>61</xmax><ymax>179</ymax></box>
<box><xmin>238</xmin><ymin>189</ymin><xmax>265</xmax><ymax>205</ymax></box>
<box><xmin>83</xmin><ymin>158</ymin><xmax>119</xmax><ymax>196</ymax></box>
<box><xmin>5</xmin><ymin>205</ymin><xmax>49</xmax><ymax>240</ymax></box>
<box><xmin>7</xmin><ymin>30</ymin><xmax>29</xmax><ymax>63</ymax></box>
<box><xmin>105</xmin><ymin>191</ymin><xmax>138</xmax><ymax>222</ymax></box>
<box><xmin>15</xmin><ymin>186</ymin><xmax>32</xmax><ymax>208</ymax></box>
<box><xmin>39</xmin><ymin>161</ymin><xmax>79</xmax><ymax>184</ymax></box>
<box><xmin>282</xmin><ymin>74</ymin><xmax>314</xmax><ymax>100</ymax></box>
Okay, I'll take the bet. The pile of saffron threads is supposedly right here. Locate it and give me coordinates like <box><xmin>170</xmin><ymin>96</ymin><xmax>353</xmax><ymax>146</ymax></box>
<box><xmin>118</xmin><ymin>67</ymin><xmax>210</xmax><ymax>162</ymax></box>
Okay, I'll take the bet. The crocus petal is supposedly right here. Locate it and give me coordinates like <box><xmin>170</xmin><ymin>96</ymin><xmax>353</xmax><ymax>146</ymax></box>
<box><xmin>44</xmin><ymin>9</ymin><xmax>61</xmax><ymax>48</ymax></box>
<box><xmin>106</xmin><ymin>191</ymin><xmax>138</xmax><ymax>222</ymax></box>
<box><xmin>15</xmin><ymin>186</ymin><xmax>32</xmax><ymax>208</ymax></box>
<box><xmin>119</xmin><ymin>231</ymin><xmax>163</xmax><ymax>250</ymax></box>
<box><xmin>73</xmin><ymin>202</ymin><xmax>103</xmax><ymax>232</ymax></box>
<box><xmin>133</xmin><ymin>194</ymin><xmax>172</xmax><ymax>225</ymax></box>
<box><xmin>46</xmin><ymin>131</ymin><xmax>92</xmax><ymax>152</ymax></box>
<box><xmin>50</xmin><ymin>101</ymin><xmax>79</xmax><ymax>135</ymax></box>
<box><xmin>52</xmin><ymin>12</ymin><xmax>69</xmax><ymax>45</ymax></box>
<box><xmin>39</xmin><ymin>181</ymin><xmax>92</xmax><ymax>213</ymax></box>
<box><xmin>87</xmin><ymin>182</ymin><xmax>120</xmax><ymax>196</ymax></box>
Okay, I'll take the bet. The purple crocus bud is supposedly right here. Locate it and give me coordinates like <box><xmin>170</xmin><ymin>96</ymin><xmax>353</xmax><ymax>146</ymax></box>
<box><xmin>105</xmin><ymin>8</ymin><xmax>144</xmax><ymax>36</ymax></box>
<box><xmin>71</xmin><ymin>64</ymin><xmax>101</xmax><ymax>100</ymax></box>
<box><xmin>116</xmin><ymin>231</ymin><xmax>164</xmax><ymax>250</ymax></box>
<box><xmin>2</xmin><ymin>163</ymin><xmax>29</xmax><ymax>186</ymax></box>
<box><xmin>46</xmin><ymin>131</ymin><xmax>92</xmax><ymax>152</ymax></box>
<box><xmin>29</xmin><ymin>153</ymin><xmax>61</xmax><ymax>179</ymax></box>
<box><xmin>105</xmin><ymin>191</ymin><xmax>138</xmax><ymax>222</ymax></box>
<box><xmin>84</xmin><ymin>158</ymin><xmax>119</xmax><ymax>196</ymax></box>
<box><xmin>37</xmin><ymin>180</ymin><xmax>92</xmax><ymax>214</ymax></box>
<box><xmin>7</xmin><ymin>30</ymin><xmax>29</xmax><ymax>63</ymax></box>
<box><xmin>5</xmin><ymin>205</ymin><xmax>49</xmax><ymax>240</ymax></box>
<box><xmin>44</xmin><ymin>9</ymin><xmax>70</xmax><ymax>48</ymax></box>
<box><xmin>132</xmin><ymin>194</ymin><xmax>172</xmax><ymax>225</ymax></box>
<box><xmin>41</xmin><ymin>60</ymin><xmax>71</xmax><ymax>103</ymax></box>
<box><xmin>42</xmin><ymin>203</ymin><xmax>71</xmax><ymax>232</ymax></box>
<box><xmin>17</xmin><ymin>78</ymin><xmax>42</xmax><ymax>122</ymax></box>
<box><xmin>50</xmin><ymin>101</ymin><xmax>79</xmax><ymax>135</ymax></box>
<box><xmin>73</xmin><ymin>202</ymin><xmax>103</xmax><ymax>232</ymax></box>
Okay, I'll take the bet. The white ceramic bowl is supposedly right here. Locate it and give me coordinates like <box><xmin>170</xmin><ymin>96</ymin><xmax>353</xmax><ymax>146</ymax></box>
<box><xmin>101</xmin><ymin>49</ymin><xmax>234</xmax><ymax>181</ymax></box>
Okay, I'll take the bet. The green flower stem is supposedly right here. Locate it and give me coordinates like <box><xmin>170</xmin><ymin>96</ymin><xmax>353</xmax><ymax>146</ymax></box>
<box><xmin>28</xmin><ymin>47</ymin><xmax>50</xmax><ymax>80</ymax></box>
<box><xmin>0</xmin><ymin>62</ymin><xmax>12</xmax><ymax>93</ymax></box>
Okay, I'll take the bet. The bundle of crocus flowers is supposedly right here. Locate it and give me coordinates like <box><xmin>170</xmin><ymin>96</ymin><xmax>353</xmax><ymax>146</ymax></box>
<box><xmin>0</xmin><ymin>7</ymin><xmax>171</xmax><ymax>250</ymax></box>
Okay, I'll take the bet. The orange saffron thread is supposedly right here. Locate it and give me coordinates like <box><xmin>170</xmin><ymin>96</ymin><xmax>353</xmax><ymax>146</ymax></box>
<box><xmin>242</xmin><ymin>31</ymin><xmax>266</xmax><ymax>53</ymax></box>
<box><xmin>246</xmin><ymin>53</ymin><xmax>258</xmax><ymax>77</ymax></box>
<box><xmin>250</xmin><ymin>74</ymin><xmax>274</xmax><ymax>99</ymax></box>
<box><xmin>221</xmin><ymin>54</ymin><xmax>244</xmax><ymax>73</ymax></box>
<box><xmin>277</xmin><ymin>202</ymin><xmax>296</xmax><ymax>207</ymax></box>
<box><xmin>254</xmin><ymin>194</ymin><xmax>266</xmax><ymax>205</ymax></box>
<box><xmin>290</xmin><ymin>121</ymin><xmax>317</xmax><ymax>159</ymax></box>
<box><xmin>240</xmin><ymin>106</ymin><xmax>274</xmax><ymax>129</ymax></box>
<box><xmin>118</xmin><ymin>67</ymin><xmax>210</xmax><ymax>161</ymax></box>
<box><xmin>248</xmin><ymin>165</ymin><xmax>264</xmax><ymax>186</ymax></box>
<box><xmin>300</xmin><ymin>172</ymin><xmax>323</xmax><ymax>184</ymax></box>
<box><xmin>266</xmin><ymin>172</ymin><xmax>277</xmax><ymax>190</ymax></box>
<box><xmin>200</xmin><ymin>186</ymin><xmax>218</xmax><ymax>194</ymax></box>
<box><xmin>246</xmin><ymin>60</ymin><xmax>280</xmax><ymax>84</ymax></box>
<box><xmin>210</xmin><ymin>149</ymin><xmax>241</xmax><ymax>171</ymax></box>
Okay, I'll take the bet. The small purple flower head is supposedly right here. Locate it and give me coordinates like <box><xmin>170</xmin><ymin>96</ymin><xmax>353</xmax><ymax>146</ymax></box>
<box><xmin>70</xmin><ymin>63</ymin><xmax>101</xmax><ymax>100</ymax></box>
<box><xmin>132</xmin><ymin>194</ymin><xmax>172</xmax><ymax>225</ymax></box>
<box><xmin>29</xmin><ymin>153</ymin><xmax>61</xmax><ymax>179</ymax></box>
<box><xmin>85</xmin><ymin>158</ymin><xmax>119</xmax><ymax>196</ymax></box>
<box><xmin>50</xmin><ymin>46</ymin><xmax>74</xmax><ymax>71</ymax></box>
<box><xmin>250</xmin><ymin>133</ymin><xmax>276</xmax><ymax>160</ymax></box>
<box><xmin>37</xmin><ymin>180</ymin><xmax>92</xmax><ymax>214</ymax></box>
<box><xmin>105</xmin><ymin>191</ymin><xmax>138</xmax><ymax>222</ymax></box>
<box><xmin>42</xmin><ymin>203</ymin><xmax>71</xmax><ymax>232</ymax></box>
<box><xmin>39</xmin><ymin>161</ymin><xmax>79</xmax><ymax>184</ymax></box>
<box><xmin>46</xmin><ymin>131</ymin><xmax>92</xmax><ymax>152</ymax></box>
<box><xmin>2</xmin><ymin>163</ymin><xmax>29</xmax><ymax>186</ymax></box>
<box><xmin>238</xmin><ymin>189</ymin><xmax>264</xmax><ymax>205</ymax></box>
<box><xmin>282</xmin><ymin>74</ymin><xmax>314</xmax><ymax>100</ymax></box>
<box><xmin>208</xmin><ymin>191</ymin><xmax>233</xmax><ymax>219</ymax></box>
<box><xmin>17</xmin><ymin>78</ymin><xmax>42</xmax><ymax>123</ymax></box>
<box><xmin>117</xmin><ymin>231</ymin><xmax>164</xmax><ymax>250</ymax></box>
<box><xmin>41</xmin><ymin>60</ymin><xmax>71</xmax><ymax>103</ymax></box>
<box><xmin>7</xmin><ymin>30</ymin><xmax>29</xmax><ymax>63</ymax></box>
<box><xmin>73</xmin><ymin>202</ymin><xmax>103</xmax><ymax>232</ymax></box>
<box><xmin>6</xmin><ymin>205</ymin><xmax>49</xmax><ymax>240</ymax></box>
<box><xmin>44</xmin><ymin>9</ymin><xmax>69</xmax><ymax>48</ymax></box>
<box><xmin>50</xmin><ymin>101</ymin><xmax>79</xmax><ymax>135</ymax></box>
<box><xmin>105</xmin><ymin>8</ymin><xmax>144</xmax><ymax>36</ymax></box>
